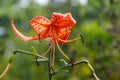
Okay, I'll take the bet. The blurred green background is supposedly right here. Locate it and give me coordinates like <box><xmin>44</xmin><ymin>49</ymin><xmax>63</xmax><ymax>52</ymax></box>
<box><xmin>0</xmin><ymin>0</ymin><xmax>120</xmax><ymax>80</ymax></box>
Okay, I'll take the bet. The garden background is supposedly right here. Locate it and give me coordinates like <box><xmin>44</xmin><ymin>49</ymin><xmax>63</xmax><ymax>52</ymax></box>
<box><xmin>0</xmin><ymin>0</ymin><xmax>120</xmax><ymax>80</ymax></box>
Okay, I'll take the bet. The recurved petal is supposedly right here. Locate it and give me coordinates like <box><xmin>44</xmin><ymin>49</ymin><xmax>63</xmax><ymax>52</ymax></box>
<box><xmin>10</xmin><ymin>19</ymin><xmax>39</xmax><ymax>41</ymax></box>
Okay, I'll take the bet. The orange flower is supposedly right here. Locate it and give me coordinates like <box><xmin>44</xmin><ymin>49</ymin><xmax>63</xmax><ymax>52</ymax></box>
<box><xmin>10</xmin><ymin>12</ymin><xmax>79</xmax><ymax>68</ymax></box>
<box><xmin>11</xmin><ymin>12</ymin><xmax>76</xmax><ymax>44</ymax></box>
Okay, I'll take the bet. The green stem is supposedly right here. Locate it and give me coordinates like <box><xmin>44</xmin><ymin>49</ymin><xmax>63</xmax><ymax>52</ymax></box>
<box><xmin>9</xmin><ymin>50</ymin><xmax>48</xmax><ymax>63</ymax></box>
<box><xmin>51</xmin><ymin>60</ymin><xmax>100</xmax><ymax>80</ymax></box>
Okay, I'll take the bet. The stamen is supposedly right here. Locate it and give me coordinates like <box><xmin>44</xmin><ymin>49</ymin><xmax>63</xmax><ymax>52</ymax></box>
<box><xmin>69</xmin><ymin>58</ymin><xmax>74</xmax><ymax>68</ymax></box>
<box><xmin>58</xmin><ymin>34</ymin><xmax>84</xmax><ymax>43</ymax></box>
<box><xmin>35</xmin><ymin>56</ymin><xmax>39</xmax><ymax>66</ymax></box>
<box><xmin>51</xmin><ymin>43</ymin><xmax>56</xmax><ymax>68</ymax></box>
<box><xmin>56</xmin><ymin>41</ymin><xmax>74</xmax><ymax>67</ymax></box>
<box><xmin>58</xmin><ymin>37</ymin><xmax>80</xmax><ymax>43</ymax></box>
<box><xmin>41</xmin><ymin>44</ymin><xmax>52</xmax><ymax>56</ymax></box>
<box><xmin>93</xmin><ymin>72</ymin><xmax>100</xmax><ymax>80</ymax></box>
<box><xmin>55</xmin><ymin>41</ymin><xmax>71</xmax><ymax>61</ymax></box>
<box><xmin>0</xmin><ymin>63</ymin><xmax>11</xmax><ymax>79</ymax></box>
<box><xmin>38</xmin><ymin>33</ymin><xmax>41</xmax><ymax>42</ymax></box>
<box><xmin>51</xmin><ymin>66</ymin><xmax>55</xmax><ymax>73</ymax></box>
<box><xmin>80</xmin><ymin>34</ymin><xmax>84</xmax><ymax>44</ymax></box>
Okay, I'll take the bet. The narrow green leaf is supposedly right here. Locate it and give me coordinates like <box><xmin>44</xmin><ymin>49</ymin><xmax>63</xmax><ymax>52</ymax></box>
<box><xmin>31</xmin><ymin>46</ymin><xmax>38</xmax><ymax>55</ymax></box>
<box><xmin>59</xmin><ymin>59</ymin><xmax>68</xmax><ymax>66</ymax></box>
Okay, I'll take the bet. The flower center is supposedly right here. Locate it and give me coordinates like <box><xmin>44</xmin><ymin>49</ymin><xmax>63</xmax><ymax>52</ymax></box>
<box><xmin>47</xmin><ymin>25</ymin><xmax>57</xmax><ymax>43</ymax></box>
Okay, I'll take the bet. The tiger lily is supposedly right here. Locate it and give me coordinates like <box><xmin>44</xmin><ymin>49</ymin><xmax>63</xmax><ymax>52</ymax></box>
<box><xmin>10</xmin><ymin>12</ymin><xmax>78</xmax><ymax>67</ymax></box>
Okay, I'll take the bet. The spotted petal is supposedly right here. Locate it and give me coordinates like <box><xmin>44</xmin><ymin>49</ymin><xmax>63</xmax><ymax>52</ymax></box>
<box><xmin>51</xmin><ymin>12</ymin><xmax>76</xmax><ymax>44</ymax></box>
<box><xmin>51</xmin><ymin>12</ymin><xmax>76</xmax><ymax>29</ymax></box>
<box><xmin>63</xmin><ymin>13</ymin><xmax>76</xmax><ymax>29</ymax></box>
<box><xmin>29</xmin><ymin>16</ymin><xmax>51</xmax><ymax>38</ymax></box>
<box><xmin>55</xmin><ymin>27</ymin><xmax>71</xmax><ymax>44</ymax></box>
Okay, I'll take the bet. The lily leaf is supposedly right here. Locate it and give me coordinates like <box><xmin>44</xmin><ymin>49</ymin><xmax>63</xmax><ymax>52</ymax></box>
<box><xmin>59</xmin><ymin>59</ymin><xmax>68</xmax><ymax>66</ymax></box>
<box><xmin>31</xmin><ymin>46</ymin><xmax>38</xmax><ymax>55</ymax></box>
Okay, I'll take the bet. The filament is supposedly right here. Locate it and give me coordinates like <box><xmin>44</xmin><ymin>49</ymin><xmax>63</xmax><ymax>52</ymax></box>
<box><xmin>55</xmin><ymin>41</ymin><xmax>70</xmax><ymax>61</ymax></box>
<box><xmin>0</xmin><ymin>63</ymin><xmax>11</xmax><ymax>79</ymax></box>
<box><xmin>35</xmin><ymin>56</ymin><xmax>39</xmax><ymax>66</ymax></box>
<box><xmin>41</xmin><ymin>44</ymin><xmax>52</xmax><ymax>56</ymax></box>
<box><xmin>93</xmin><ymin>72</ymin><xmax>100</xmax><ymax>80</ymax></box>
<box><xmin>58</xmin><ymin>37</ymin><xmax>80</xmax><ymax>43</ymax></box>
<box><xmin>51</xmin><ymin>43</ymin><xmax>56</xmax><ymax>68</ymax></box>
<box><xmin>38</xmin><ymin>33</ymin><xmax>41</xmax><ymax>42</ymax></box>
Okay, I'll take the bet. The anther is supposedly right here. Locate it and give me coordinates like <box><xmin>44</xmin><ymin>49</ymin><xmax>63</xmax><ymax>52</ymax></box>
<box><xmin>35</xmin><ymin>56</ymin><xmax>39</xmax><ymax>66</ymax></box>
<box><xmin>80</xmin><ymin>33</ymin><xmax>84</xmax><ymax>44</ymax></box>
<box><xmin>38</xmin><ymin>33</ymin><xmax>41</xmax><ymax>42</ymax></box>
<box><xmin>69</xmin><ymin>58</ymin><xmax>74</xmax><ymax>68</ymax></box>
<box><xmin>51</xmin><ymin>66</ymin><xmax>55</xmax><ymax>74</ymax></box>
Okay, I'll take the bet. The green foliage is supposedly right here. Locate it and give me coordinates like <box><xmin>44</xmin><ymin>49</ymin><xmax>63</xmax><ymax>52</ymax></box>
<box><xmin>0</xmin><ymin>0</ymin><xmax>120</xmax><ymax>80</ymax></box>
